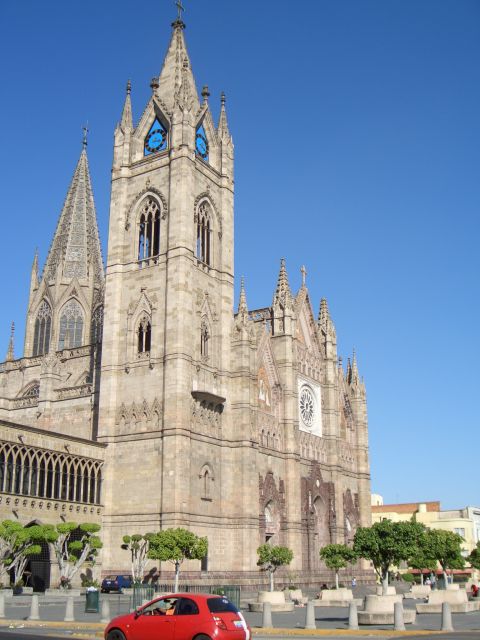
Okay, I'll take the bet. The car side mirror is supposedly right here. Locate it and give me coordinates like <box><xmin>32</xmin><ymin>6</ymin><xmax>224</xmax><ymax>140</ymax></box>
<box><xmin>134</xmin><ymin>607</ymin><xmax>142</xmax><ymax>619</ymax></box>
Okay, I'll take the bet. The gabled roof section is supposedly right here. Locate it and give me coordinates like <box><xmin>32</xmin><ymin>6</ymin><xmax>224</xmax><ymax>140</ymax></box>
<box><xmin>157</xmin><ymin>20</ymin><xmax>200</xmax><ymax>113</ymax></box>
<box><xmin>43</xmin><ymin>147</ymin><xmax>104</xmax><ymax>285</ymax></box>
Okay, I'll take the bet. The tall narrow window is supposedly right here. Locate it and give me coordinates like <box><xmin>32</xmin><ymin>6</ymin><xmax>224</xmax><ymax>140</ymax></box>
<box><xmin>137</xmin><ymin>316</ymin><xmax>152</xmax><ymax>354</ymax></box>
<box><xmin>196</xmin><ymin>202</ymin><xmax>212</xmax><ymax>266</ymax></box>
<box><xmin>58</xmin><ymin>300</ymin><xmax>84</xmax><ymax>350</ymax></box>
<box><xmin>200</xmin><ymin>319</ymin><xmax>209</xmax><ymax>359</ymax></box>
<box><xmin>33</xmin><ymin>300</ymin><xmax>52</xmax><ymax>356</ymax></box>
<box><xmin>138</xmin><ymin>199</ymin><xmax>160</xmax><ymax>262</ymax></box>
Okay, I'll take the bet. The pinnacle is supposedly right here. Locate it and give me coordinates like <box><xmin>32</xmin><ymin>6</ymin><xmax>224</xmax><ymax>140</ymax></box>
<box><xmin>5</xmin><ymin>322</ymin><xmax>14</xmax><ymax>362</ymax></box>
<box><xmin>273</xmin><ymin>258</ymin><xmax>293</xmax><ymax>309</ymax></box>
<box><xmin>120</xmin><ymin>80</ymin><xmax>133</xmax><ymax>131</ymax></box>
<box><xmin>238</xmin><ymin>277</ymin><xmax>248</xmax><ymax>316</ymax></box>
<box><xmin>218</xmin><ymin>92</ymin><xmax>231</xmax><ymax>141</ymax></box>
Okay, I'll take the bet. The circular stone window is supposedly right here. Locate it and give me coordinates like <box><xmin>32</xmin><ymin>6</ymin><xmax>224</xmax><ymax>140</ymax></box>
<box><xmin>299</xmin><ymin>385</ymin><xmax>316</xmax><ymax>428</ymax></box>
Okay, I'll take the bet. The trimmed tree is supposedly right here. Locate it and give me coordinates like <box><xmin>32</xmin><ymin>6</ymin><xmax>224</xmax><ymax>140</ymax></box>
<box><xmin>425</xmin><ymin>528</ymin><xmax>465</xmax><ymax>587</ymax></box>
<box><xmin>468</xmin><ymin>541</ymin><xmax>480</xmax><ymax>571</ymax></box>
<box><xmin>0</xmin><ymin>521</ymin><xmax>57</xmax><ymax>587</ymax></box>
<box><xmin>407</xmin><ymin>526</ymin><xmax>438</xmax><ymax>584</ymax></box>
<box><xmin>319</xmin><ymin>544</ymin><xmax>357</xmax><ymax>589</ymax></box>
<box><xmin>52</xmin><ymin>523</ymin><xmax>102</xmax><ymax>588</ymax></box>
<box><xmin>148</xmin><ymin>528</ymin><xmax>208</xmax><ymax>592</ymax></box>
<box><xmin>354</xmin><ymin>520</ymin><xmax>424</xmax><ymax>595</ymax></box>
<box><xmin>257</xmin><ymin>544</ymin><xmax>293</xmax><ymax>592</ymax></box>
<box><xmin>122</xmin><ymin>534</ymin><xmax>154</xmax><ymax>583</ymax></box>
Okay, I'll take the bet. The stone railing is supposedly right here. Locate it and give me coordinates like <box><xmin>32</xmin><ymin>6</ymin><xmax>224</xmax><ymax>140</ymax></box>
<box><xmin>12</xmin><ymin>396</ymin><xmax>39</xmax><ymax>409</ymax></box>
<box><xmin>56</xmin><ymin>383</ymin><xmax>92</xmax><ymax>400</ymax></box>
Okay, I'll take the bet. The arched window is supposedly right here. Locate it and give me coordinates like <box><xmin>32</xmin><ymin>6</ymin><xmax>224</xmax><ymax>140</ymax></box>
<box><xmin>196</xmin><ymin>201</ymin><xmax>212</xmax><ymax>266</ymax></box>
<box><xmin>91</xmin><ymin>306</ymin><xmax>103</xmax><ymax>344</ymax></box>
<box><xmin>200</xmin><ymin>319</ymin><xmax>209</xmax><ymax>359</ymax></box>
<box><xmin>23</xmin><ymin>383</ymin><xmax>40</xmax><ymax>400</ymax></box>
<box><xmin>138</xmin><ymin>198</ymin><xmax>160</xmax><ymax>262</ymax></box>
<box><xmin>33</xmin><ymin>300</ymin><xmax>52</xmax><ymax>356</ymax></box>
<box><xmin>200</xmin><ymin>465</ymin><xmax>214</xmax><ymax>501</ymax></box>
<box><xmin>137</xmin><ymin>316</ymin><xmax>152</xmax><ymax>354</ymax></box>
<box><xmin>58</xmin><ymin>300</ymin><xmax>84</xmax><ymax>350</ymax></box>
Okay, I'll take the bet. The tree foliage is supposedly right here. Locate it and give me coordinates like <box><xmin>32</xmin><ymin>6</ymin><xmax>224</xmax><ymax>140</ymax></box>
<box><xmin>122</xmin><ymin>533</ymin><xmax>154</xmax><ymax>583</ymax></box>
<box><xmin>257</xmin><ymin>544</ymin><xmax>293</xmax><ymax>591</ymax></box>
<box><xmin>52</xmin><ymin>522</ymin><xmax>102</xmax><ymax>587</ymax></box>
<box><xmin>424</xmin><ymin>528</ymin><xmax>465</xmax><ymax>582</ymax></box>
<box><xmin>353</xmin><ymin>520</ymin><xmax>424</xmax><ymax>589</ymax></box>
<box><xmin>148</xmin><ymin>528</ymin><xmax>208</xmax><ymax>592</ymax></box>
<box><xmin>319</xmin><ymin>544</ymin><xmax>357</xmax><ymax>589</ymax></box>
<box><xmin>468</xmin><ymin>542</ymin><xmax>480</xmax><ymax>571</ymax></box>
<box><xmin>0</xmin><ymin>521</ymin><xmax>56</xmax><ymax>586</ymax></box>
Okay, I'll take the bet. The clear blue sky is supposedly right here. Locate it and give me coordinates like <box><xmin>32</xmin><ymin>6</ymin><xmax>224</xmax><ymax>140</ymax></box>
<box><xmin>1</xmin><ymin>0</ymin><xmax>478</xmax><ymax>509</ymax></box>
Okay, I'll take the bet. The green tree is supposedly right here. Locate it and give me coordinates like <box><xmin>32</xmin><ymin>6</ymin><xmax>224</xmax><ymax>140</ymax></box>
<box><xmin>148</xmin><ymin>528</ymin><xmax>208</xmax><ymax>592</ymax></box>
<box><xmin>468</xmin><ymin>541</ymin><xmax>480</xmax><ymax>571</ymax></box>
<box><xmin>122</xmin><ymin>533</ymin><xmax>154</xmax><ymax>583</ymax></box>
<box><xmin>407</xmin><ymin>525</ymin><xmax>438</xmax><ymax>584</ymax></box>
<box><xmin>0</xmin><ymin>521</ymin><xmax>57</xmax><ymax>587</ymax></box>
<box><xmin>257</xmin><ymin>544</ymin><xmax>293</xmax><ymax>592</ymax></box>
<box><xmin>425</xmin><ymin>528</ymin><xmax>465</xmax><ymax>587</ymax></box>
<box><xmin>52</xmin><ymin>523</ymin><xmax>102</xmax><ymax>588</ymax></box>
<box><xmin>319</xmin><ymin>544</ymin><xmax>357</xmax><ymax>589</ymax></box>
<box><xmin>353</xmin><ymin>520</ymin><xmax>424</xmax><ymax>595</ymax></box>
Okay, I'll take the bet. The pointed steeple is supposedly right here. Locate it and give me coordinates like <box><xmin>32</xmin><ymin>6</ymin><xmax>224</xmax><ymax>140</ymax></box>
<box><xmin>157</xmin><ymin>17</ymin><xmax>200</xmax><ymax>113</ymax></box>
<box><xmin>5</xmin><ymin>322</ymin><xmax>14</xmax><ymax>362</ymax></box>
<box><xmin>345</xmin><ymin>357</ymin><xmax>352</xmax><ymax>384</ymax></box>
<box><xmin>272</xmin><ymin>258</ymin><xmax>293</xmax><ymax>310</ymax></box>
<box><xmin>42</xmin><ymin>144</ymin><xmax>104</xmax><ymax>285</ymax></box>
<box><xmin>351</xmin><ymin>349</ymin><xmax>360</xmax><ymax>386</ymax></box>
<box><xmin>120</xmin><ymin>80</ymin><xmax>133</xmax><ymax>131</ymax></box>
<box><xmin>29</xmin><ymin>249</ymin><xmax>39</xmax><ymax>295</ymax></box>
<box><xmin>218</xmin><ymin>92</ymin><xmax>231</xmax><ymax>141</ymax></box>
<box><xmin>237</xmin><ymin>277</ymin><xmax>249</xmax><ymax>320</ymax></box>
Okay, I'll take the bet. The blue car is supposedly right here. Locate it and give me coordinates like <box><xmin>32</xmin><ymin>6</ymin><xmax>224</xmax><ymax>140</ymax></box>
<box><xmin>101</xmin><ymin>574</ymin><xmax>132</xmax><ymax>593</ymax></box>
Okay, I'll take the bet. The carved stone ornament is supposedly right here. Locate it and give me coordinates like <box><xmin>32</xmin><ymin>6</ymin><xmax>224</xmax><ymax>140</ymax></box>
<box><xmin>125</xmin><ymin>188</ymin><xmax>168</xmax><ymax>230</ymax></box>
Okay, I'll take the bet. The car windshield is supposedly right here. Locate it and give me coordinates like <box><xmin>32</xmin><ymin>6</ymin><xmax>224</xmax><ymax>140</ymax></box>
<box><xmin>104</xmin><ymin>576</ymin><xmax>117</xmax><ymax>580</ymax></box>
<box><xmin>207</xmin><ymin>597</ymin><xmax>238</xmax><ymax>613</ymax></box>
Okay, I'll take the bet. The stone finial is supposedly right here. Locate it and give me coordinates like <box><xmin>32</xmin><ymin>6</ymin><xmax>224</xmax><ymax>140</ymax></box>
<box><xmin>6</xmin><ymin>321</ymin><xmax>14</xmax><ymax>362</ymax></box>
<box><xmin>201</xmin><ymin>85</ymin><xmax>210</xmax><ymax>102</ymax></box>
<box><xmin>300</xmin><ymin>265</ymin><xmax>307</xmax><ymax>287</ymax></box>
<box><xmin>126</xmin><ymin>79</ymin><xmax>132</xmax><ymax>94</ymax></box>
<box><xmin>221</xmin><ymin>91</ymin><xmax>226</xmax><ymax>107</ymax></box>
<box><xmin>150</xmin><ymin>77</ymin><xmax>159</xmax><ymax>91</ymax></box>
<box><xmin>82</xmin><ymin>123</ymin><xmax>89</xmax><ymax>149</ymax></box>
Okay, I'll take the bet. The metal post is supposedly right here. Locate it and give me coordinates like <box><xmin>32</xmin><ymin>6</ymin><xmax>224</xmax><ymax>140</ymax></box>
<box><xmin>262</xmin><ymin>601</ymin><xmax>273</xmax><ymax>628</ymax></box>
<box><xmin>394</xmin><ymin>601</ymin><xmax>405</xmax><ymax>630</ymax></box>
<box><xmin>64</xmin><ymin>595</ymin><xmax>75</xmax><ymax>622</ymax></box>
<box><xmin>29</xmin><ymin>594</ymin><xmax>40</xmax><ymax>621</ymax></box>
<box><xmin>348</xmin><ymin>601</ymin><xmax>358</xmax><ymax>630</ymax></box>
<box><xmin>305</xmin><ymin>600</ymin><xmax>316</xmax><ymax>630</ymax></box>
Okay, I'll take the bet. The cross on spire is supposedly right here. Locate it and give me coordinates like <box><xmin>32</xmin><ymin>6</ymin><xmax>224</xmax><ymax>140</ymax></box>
<box><xmin>175</xmin><ymin>0</ymin><xmax>185</xmax><ymax>20</ymax></box>
<box><xmin>82</xmin><ymin>123</ymin><xmax>89</xmax><ymax>148</ymax></box>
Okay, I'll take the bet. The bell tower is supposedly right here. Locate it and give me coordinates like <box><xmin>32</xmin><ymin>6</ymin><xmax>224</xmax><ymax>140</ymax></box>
<box><xmin>98</xmin><ymin>14</ymin><xmax>234</xmax><ymax>565</ymax></box>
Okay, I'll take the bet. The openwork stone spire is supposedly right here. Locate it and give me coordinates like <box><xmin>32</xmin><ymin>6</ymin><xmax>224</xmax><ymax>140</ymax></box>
<box><xmin>42</xmin><ymin>146</ymin><xmax>104</xmax><ymax>286</ymax></box>
<box><xmin>272</xmin><ymin>258</ymin><xmax>293</xmax><ymax>310</ymax></box>
<box><xmin>157</xmin><ymin>17</ymin><xmax>200</xmax><ymax>113</ymax></box>
<box><xmin>318</xmin><ymin>297</ymin><xmax>330</xmax><ymax>332</ymax></box>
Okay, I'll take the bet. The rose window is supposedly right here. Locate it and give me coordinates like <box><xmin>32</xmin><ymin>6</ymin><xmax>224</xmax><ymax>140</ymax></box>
<box><xmin>300</xmin><ymin>386</ymin><xmax>315</xmax><ymax>427</ymax></box>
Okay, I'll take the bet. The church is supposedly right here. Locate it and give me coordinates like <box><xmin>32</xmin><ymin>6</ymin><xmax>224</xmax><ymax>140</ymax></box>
<box><xmin>0</xmin><ymin>11</ymin><xmax>371</xmax><ymax>590</ymax></box>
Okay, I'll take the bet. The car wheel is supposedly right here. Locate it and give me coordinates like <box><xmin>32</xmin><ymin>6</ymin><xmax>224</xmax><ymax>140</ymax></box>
<box><xmin>194</xmin><ymin>635</ymin><xmax>211</xmax><ymax>640</ymax></box>
<box><xmin>106</xmin><ymin>630</ymin><xmax>126</xmax><ymax>640</ymax></box>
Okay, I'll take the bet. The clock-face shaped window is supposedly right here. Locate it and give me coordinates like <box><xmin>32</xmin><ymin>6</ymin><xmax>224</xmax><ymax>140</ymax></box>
<box><xmin>299</xmin><ymin>385</ymin><xmax>316</xmax><ymax>429</ymax></box>
<box><xmin>144</xmin><ymin>118</ymin><xmax>168</xmax><ymax>156</ymax></box>
<box><xmin>195</xmin><ymin>125</ymin><xmax>209</xmax><ymax>162</ymax></box>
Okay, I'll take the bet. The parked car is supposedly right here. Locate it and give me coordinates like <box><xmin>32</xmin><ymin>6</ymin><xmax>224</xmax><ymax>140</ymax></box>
<box><xmin>101</xmin><ymin>575</ymin><xmax>133</xmax><ymax>593</ymax></box>
<box><xmin>104</xmin><ymin>592</ymin><xmax>251</xmax><ymax>640</ymax></box>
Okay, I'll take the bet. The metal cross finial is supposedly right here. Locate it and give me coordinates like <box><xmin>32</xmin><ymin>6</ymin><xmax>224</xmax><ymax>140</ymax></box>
<box><xmin>301</xmin><ymin>265</ymin><xmax>307</xmax><ymax>286</ymax></box>
<box><xmin>175</xmin><ymin>0</ymin><xmax>185</xmax><ymax>20</ymax></box>
<box><xmin>82</xmin><ymin>122</ymin><xmax>89</xmax><ymax>148</ymax></box>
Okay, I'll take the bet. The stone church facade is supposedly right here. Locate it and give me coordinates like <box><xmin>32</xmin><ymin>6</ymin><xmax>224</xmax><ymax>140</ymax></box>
<box><xmin>0</xmin><ymin>16</ymin><xmax>371</xmax><ymax>588</ymax></box>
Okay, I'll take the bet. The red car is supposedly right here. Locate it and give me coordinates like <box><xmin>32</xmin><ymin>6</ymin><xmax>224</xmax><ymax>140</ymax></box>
<box><xmin>104</xmin><ymin>593</ymin><xmax>251</xmax><ymax>640</ymax></box>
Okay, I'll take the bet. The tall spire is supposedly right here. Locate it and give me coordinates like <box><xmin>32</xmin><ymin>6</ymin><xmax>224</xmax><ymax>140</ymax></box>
<box><xmin>42</xmin><ymin>142</ymin><xmax>103</xmax><ymax>285</ymax></box>
<box><xmin>272</xmin><ymin>258</ymin><xmax>293</xmax><ymax>309</ymax></box>
<box><xmin>120</xmin><ymin>80</ymin><xmax>133</xmax><ymax>131</ymax></box>
<box><xmin>157</xmin><ymin>12</ymin><xmax>200</xmax><ymax>113</ymax></box>
<box><xmin>5</xmin><ymin>322</ymin><xmax>14</xmax><ymax>362</ymax></box>
<box><xmin>218</xmin><ymin>92</ymin><xmax>231</xmax><ymax>140</ymax></box>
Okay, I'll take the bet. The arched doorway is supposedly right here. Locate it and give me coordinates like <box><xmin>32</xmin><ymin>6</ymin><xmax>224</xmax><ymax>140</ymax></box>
<box><xmin>25</xmin><ymin>521</ymin><xmax>51</xmax><ymax>592</ymax></box>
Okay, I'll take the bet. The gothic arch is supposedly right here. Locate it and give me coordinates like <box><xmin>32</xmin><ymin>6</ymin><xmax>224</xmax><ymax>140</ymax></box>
<box><xmin>194</xmin><ymin>193</ymin><xmax>223</xmax><ymax>240</ymax></box>
<box><xmin>32</xmin><ymin>299</ymin><xmax>52</xmax><ymax>356</ymax></box>
<box><xmin>259</xmin><ymin>472</ymin><xmax>286</xmax><ymax>545</ymax></box>
<box><xmin>57</xmin><ymin>298</ymin><xmax>85</xmax><ymax>350</ymax></box>
<box><xmin>125</xmin><ymin>188</ymin><xmax>168</xmax><ymax>231</ymax></box>
<box><xmin>199</xmin><ymin>463</ymin><xmax>214</xmax><ymax>500</ymax></box>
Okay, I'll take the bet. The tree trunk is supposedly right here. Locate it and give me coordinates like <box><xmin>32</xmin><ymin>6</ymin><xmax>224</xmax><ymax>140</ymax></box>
<box><xmin>420</xmin><ymin>573</ymin><xmax>424</xmax><ymax>585</ymax></box>
<box><xmin>270</xmin><ymin>569</ymin><xmax>274</xmax><ymax>592</ymax></box>
<box><xmin>174</xmin><ymin>561</ymin><xmax>180</xmax><ymax>592</ymax></box>
<box><xmin>443</xmin><ymin>571</ymin><xmax>448</xmax><ymax>589</ymax></box>
<box><xmin>382</xmin><ymin>570</ymin><xmax>389</xmax><ymax>596</ymax></box>
<box><xmin>335</xmin><ymin>571</ymin><xmax>339</xmax><ymax>590</ymax></box>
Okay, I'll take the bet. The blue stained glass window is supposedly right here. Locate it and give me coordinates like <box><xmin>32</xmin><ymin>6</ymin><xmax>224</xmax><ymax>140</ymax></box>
<box><xmin>144</xmin><ymin>118</ymin><xmax>168</xmax><ymax>156</ymax></box>
<box><xmin>195</xmin><ymin>125</ymin><xmax>209</xmax><ymax>162</ymax></box>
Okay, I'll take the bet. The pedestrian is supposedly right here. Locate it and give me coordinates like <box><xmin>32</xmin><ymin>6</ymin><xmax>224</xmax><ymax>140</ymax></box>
<box><xmin>351</xmin><ymin>577</ymin><xmax>357</xmax><ymax>588</ymax></box>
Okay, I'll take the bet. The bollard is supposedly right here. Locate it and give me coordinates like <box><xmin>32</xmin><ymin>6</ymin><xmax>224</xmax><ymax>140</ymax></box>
<box><xmin>64</xmin><ymin>595</ymin><xmax>75</xmax><ymax>622</ymax></box>
<box><xmin>441</xmin><ymin>602</ymin><xmax>453</xmax><ymax>631</ymax></box>
<box><xmin>305</xmin><ymin>600</ymin><xmax>316</xmax><ymax>630</ymax></box>
<box><xmin>348</xmin><ymin>601</ymin><xmax>358</xmax><ymax>630</ymax></box>
<box><xmin>0</xmin><ymin>593</ymin><xmax>5</xmax><ymax>619</ymax></box>
<box><xmin>29</xmin><ymin>594</ymin><xmax>40</xmax><ymax>621</ymax></box>
<box><xmin>262</xmin><ymin>601</ymin><xmax>273</xmax><ymax>628</ymax></box>
<box><xmin>101</xmin><ymin>597</ymin><xmax>110</xmax><ymax>624</ymax></box>
<box><xmin>394</xmin><ymin>601</ymin><xmax>405</xmax><ymax>631</ymax></box>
